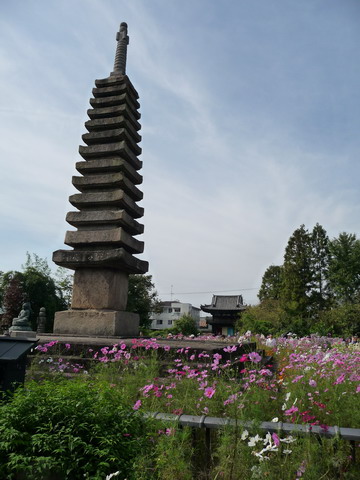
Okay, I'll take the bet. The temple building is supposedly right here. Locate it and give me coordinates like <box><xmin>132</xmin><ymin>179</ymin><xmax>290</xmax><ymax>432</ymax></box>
<box><xmin>200</xmin><ymin>295</ymin><xmax>247</xmax><ymax>336</ymax></box>
<box><xmin>52</xmin><ymin>23</ymin><xmax>147</xmax><ymax>336</ymax></box>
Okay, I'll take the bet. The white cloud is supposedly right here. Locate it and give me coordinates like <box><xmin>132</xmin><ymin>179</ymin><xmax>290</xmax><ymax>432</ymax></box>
<box><xmin>0</xmin><ymin>0</ymin><xmax>359</xmax><ymax>309</ymax></box>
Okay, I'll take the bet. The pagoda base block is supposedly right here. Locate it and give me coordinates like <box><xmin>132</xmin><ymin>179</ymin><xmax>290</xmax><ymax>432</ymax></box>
<box><xmin>53</xmin><ymin>310</ymin><xmax>139</xmax><ymax>337</ymax></box>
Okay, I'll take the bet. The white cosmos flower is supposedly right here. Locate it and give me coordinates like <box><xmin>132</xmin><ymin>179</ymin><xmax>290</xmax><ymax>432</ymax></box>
<box><xmin>248</xmin><ymin>434</ymin><xmax>261</xmax><ymax>447</ymax></box>
<box><xmin>283</xmin><ymin>449</ymin><xmax>292</xmax><ymax>454</ymax></box>
<box><xmin>241</xmin><ymin>429</ymin><xmax>249</xmax><ymax>440</ymax></box>
<box><xmin>271</xmin><ymin>417</ymin><xmax>279</xmax><ymax>422</ymax></box>
<box><xmin>106</xmin><ymin>473</ymin><xmax>120</xmax><ymax>480</ymax></box>
<box><xmin>261</xmin><ymin>445</ymin><xmax>278</xmax><ymax>454</ymax></box>
<box><xmin>263</xmin><ymin>432</ymin><xmax>272</xmax><ymax>445</ymax></box>
<box><xmin>280</xmin><ymin>436</ymin><xmax>296</xmax><ymax>444</ymax></box>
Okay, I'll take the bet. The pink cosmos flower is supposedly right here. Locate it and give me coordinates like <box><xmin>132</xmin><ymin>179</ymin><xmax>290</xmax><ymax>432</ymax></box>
<box><xmin>272</xmin><ymin>433</ymin><xmax>280</xmax><ymax>447</ymax></box>
<box><xmin>65</xmin><ymin>343</ymin><xmax>71</xmax><ymax>349</ymax></box>
<box><xmin>285</xmin><ymin>405</ymin><xmax>299</xmax><ymax>416</ymax></box>
<box><xmin>223</xmin><ymin>345</ymin><xmax>237</xmax><ymax>353</ymax></box>
<box><xmin>204</xmin><ymin>387</ymin><xmax>216</xmax><ymax>398</ymax></box>
<box><xmin>309</xmin><ymin>379</ymin><xmax>317</xmax><ymax>387</ymax></box>
<box><xmin>248</xmin><ymin>352</ymin><xmax>262</xmax><ymax>363</ymax></box>
<box><xmin>334</xmin><ymin>373</ymin><xmax>346</xmax><ymax>385</ymax></box>
<box><xmin>133</xmin><ymin>400</ymin><xmax>142</xmax><ymax>411</ymax></box>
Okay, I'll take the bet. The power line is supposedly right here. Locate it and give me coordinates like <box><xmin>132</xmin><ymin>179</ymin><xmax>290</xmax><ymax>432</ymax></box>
<box><xmin>159</xmin><ymin>288</ymin><xmax>258</xmax><ymax>296</ymax></box>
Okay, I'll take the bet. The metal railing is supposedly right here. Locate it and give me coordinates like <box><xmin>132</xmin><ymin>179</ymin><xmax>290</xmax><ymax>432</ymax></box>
<box><xmin>145</xmin><ymin>412</ymin><xmax>360</xmax><ymax>462</ymax></box>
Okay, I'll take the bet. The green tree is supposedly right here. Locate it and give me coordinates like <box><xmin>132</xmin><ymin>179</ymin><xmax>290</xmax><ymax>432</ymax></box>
<box><xmin>235</xmin><ymin>299</ymin><xmax>284</xmax><ymax>336</ymax></box>
<box><xmin>258</xmin><ymin>265</ymin><xmax>283</xmax><ymax>302</ymax></box>
<box><xmin>0</xmin><ymin>253</ymin><xmax>68</xmax><ymax>332</ymax></box>
<box><xmin>1</xmin><ymin>274</ymin><xmax>25</xmax><ymax>330</ymax></box>
<box><xmin>126</xmin><ymin>274</ymin><xmax>160</xmax><ymax>329</ymax></box>
<box><xmin>312</xmin><ymin>303</ymin><xmax>360</xmax><ymax>337</ymax></box>
<box><xmin>328</xmin><ymin>232</ymin><xmax>360</xmax><ymax>304</ymax></box>
<box><xmin>22</xmin><ymin>266</ymin><xmax>66</xmax><ymax>331</ymax></box>
<box><xmin>281</xmin><ymin>225</ymin><xmax>313</xmax><ymax>320</ymax></box>
<box><xmin>22</xmin><ymin>252</ymin><xmax>52</xmax><ymax>276</ymax></box>
<box><xmin>309</xmin><ymin>223</ymin><xmax>331</xmax><ymax>312</ymax></box>
<box><xmin>172</xmin><ymin>313</ymin><xmax>198</xmax><ymax>336</ymax></box>
<box><xmin>54</xmin><ymin>267</ymin><xmax>73</xmax><ymax>308</ymax></box>
<box><xmin>0</xmin><ymin>270</ymin><xmax>21</xmax><ymax>305</ymax></box>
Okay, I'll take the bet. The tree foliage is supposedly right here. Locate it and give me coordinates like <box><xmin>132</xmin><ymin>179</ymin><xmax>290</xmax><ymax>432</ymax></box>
<box><xmin>327</xmin><ymin>232</ymin><xmax>360</xmax><ymax>304</ymax></box>
<box><xmin>235</xmin><ymin>299</ymin><xmax>284</xmax><ymax>336</ymax></box>
<box><xmin>312</xmin><ymin>303</ymin><xmax>360</xmax><ymax>337</ymax></box>
<box><xmin>309</xmin><ymin>223</ymin><xmax>331</xmax><ymax>312</ymax></box>
<box><xmin>0</xmin><ymin>253</ymin><xmax>69</xmax><ymax>332</ymax></box>
<box><xmin>258</xmin><ymin>265</ymin><xmax>283</xmax><ymax>302</ymax></box>
<box><xmin>126</xmin><ymin>274</ymin><xmax>160</xmax><ymax>329</ymax></box>
<box><xmin>172</xmin><ymin>314</ymin><xmax>198</xmax><ymax>336</ymax></box>
<box><xmin>254</xmin><ymin>225</ymin><xmax>360</xmax><ymax>337</ymax></box>
<box><xmin>1</xmin><ymin>274</ymin><xmax>25</xmax><ymax>329</ymax></box>
<box><xmin>281</xmin><ymin>224</ymin><xmax>313</xmax><ymax>319</ymax></box>
<box><xmin>0</xmin><ymin>379</ymin><xmax>150</xmax><ymax>479</ymax></box>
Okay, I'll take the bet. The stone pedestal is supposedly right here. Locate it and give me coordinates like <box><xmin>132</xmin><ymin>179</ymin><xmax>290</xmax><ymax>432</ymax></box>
<box><xmin>53</xmin><ymin>310</ymin><xmax>139</xmax><ymax>337</ymax></box>
<box><xmin>10</xmin><ymin>330</ymin><xmax>37</xmax><ymax>339</ymax></box>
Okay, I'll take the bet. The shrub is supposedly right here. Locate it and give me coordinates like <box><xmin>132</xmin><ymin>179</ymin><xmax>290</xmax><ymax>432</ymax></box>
<box><xmin>0</xmin><ymin>378</ymin><xmax>150</xmax><ymax>480</ymax></box>
<box><xmin>311</xmin><ymin>303</ymin><xmax>360</xmax><ymax>337</ymax></box>
<box><xmin>172</xmin><ymin>314</ymin><xmax>198</xmax><ymax>336</ymax></box>
<box><xmin>235</xmin><ymin>300</ymin><xmax>284</xmax><ymax>336</ymax></box>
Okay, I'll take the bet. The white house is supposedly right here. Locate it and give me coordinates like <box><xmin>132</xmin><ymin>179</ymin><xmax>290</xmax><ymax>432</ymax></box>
<box><xmin>150</xmin><ymin>301</ymin><xmax>201</xmax><ymax>330</ymax></box>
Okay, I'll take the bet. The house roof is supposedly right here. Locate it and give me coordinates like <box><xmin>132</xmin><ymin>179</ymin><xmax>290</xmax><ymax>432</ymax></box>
<box><xmin>159</xmin><ymin>301</ymin><xmax>199</xmax><ymax>309</ymax></box>
<box><xmin>200</xmin><ymin>295</ymin><xmax>246</xmax><ymax>312</ymax></box>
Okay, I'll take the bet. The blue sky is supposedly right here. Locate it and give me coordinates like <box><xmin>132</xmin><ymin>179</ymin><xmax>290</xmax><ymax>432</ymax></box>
<box><xmin>1</xmin><ymin>0</ymin><xmax>360</xmax><ymax>307</ymax></box>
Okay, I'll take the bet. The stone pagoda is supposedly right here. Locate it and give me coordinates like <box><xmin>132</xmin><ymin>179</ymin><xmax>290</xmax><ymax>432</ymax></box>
<box><xmin>53</xmin><ymin>23</ymin><xmax>148</xmax><ymax>337</ymax></box>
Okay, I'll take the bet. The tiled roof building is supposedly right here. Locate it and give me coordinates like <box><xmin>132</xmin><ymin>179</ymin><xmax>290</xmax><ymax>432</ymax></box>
<box><xmin>201</xmin><ymin>295</ymin><xmax>247</xmax><ymax>336</ymax></box>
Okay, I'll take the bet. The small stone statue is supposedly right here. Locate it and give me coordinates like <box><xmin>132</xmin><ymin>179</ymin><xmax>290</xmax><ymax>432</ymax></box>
<box><xmin>37</xmin><ymin>307</ymin><xmax>47</xmax><ymax>333</ymax></box>
<box><xmin>9</xmin><ymin>302</ymin><xmax>33</xmax><ymax>332</ymax></box>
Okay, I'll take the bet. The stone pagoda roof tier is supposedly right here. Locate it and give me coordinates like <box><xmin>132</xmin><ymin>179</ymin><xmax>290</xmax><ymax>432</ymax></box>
<box><xmin>53</xmin><ymin>247</ymin><xmax>148</xmax><ymax>274</ymax></box>
<box><xmin>75</xmin><ymin>158</ymin><xmax>142</xmax><ymax>185</ymax></box>
<box><xmin>82</xmin><ymin>128</ymin><xmax>141</xmax><ymax>154</ymax></box>
<box><xmin>72</xmin><ymin>172</ymin><xmax>143</xmax><ymax>201</ymax></box>
<box><xmin>85</xmin><ymin>116</ymin><xmax>141</xmax><ymax>140</ymax></box>
<box><xmin>86</xmin><ymin>105</ymin><xmax>141</xmax><ymax>131</ymax></box>
<box><xmin>65</xmin><ymin>210</ymin><xmax>144</xmax><ymax>235</ymax></box>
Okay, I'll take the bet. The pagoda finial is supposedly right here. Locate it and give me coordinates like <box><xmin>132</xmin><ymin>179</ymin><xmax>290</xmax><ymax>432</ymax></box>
<box><xmin>112</xmin><ymin>22</ymin><xmax>129</xmax><ymax>76</ymax></box>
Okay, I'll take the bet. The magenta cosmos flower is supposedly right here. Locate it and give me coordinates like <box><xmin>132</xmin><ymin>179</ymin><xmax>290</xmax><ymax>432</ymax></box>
<box><xmin>204</xmin><ymin>387</ymin><xmax>216</xmax><ymax>398</ymax></box>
